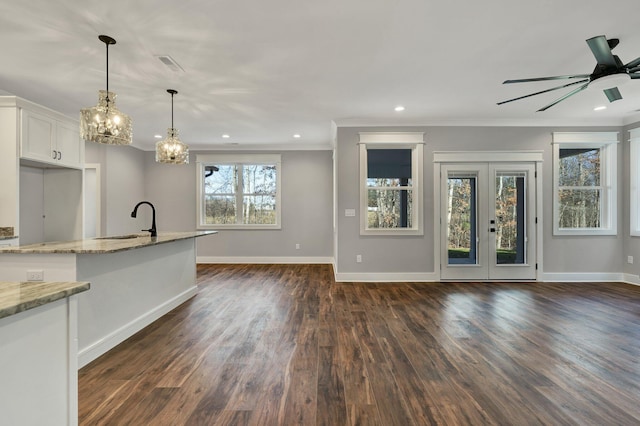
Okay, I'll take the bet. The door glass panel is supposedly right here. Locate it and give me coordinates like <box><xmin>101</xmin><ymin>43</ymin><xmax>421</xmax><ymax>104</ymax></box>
<box><xmin>447</xmin><ymin>175</ymin><xmax>477</xmax><ymax>265</ymax></box>
<box><xmin>495</xmin><ymin>172</ymin><xmax>526</xmax><ymax>264</ymax></box>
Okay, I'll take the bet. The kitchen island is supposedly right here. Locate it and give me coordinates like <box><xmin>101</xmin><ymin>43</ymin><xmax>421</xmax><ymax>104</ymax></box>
<box><xmin>0</xmin><ymin>280</ymin><xmax>90</xmax><ymax>426</ymax></box>
<box><xmin>0</xmin><ymin>231</ymin><xmax>215</xmax><ymax>367</ymax></box>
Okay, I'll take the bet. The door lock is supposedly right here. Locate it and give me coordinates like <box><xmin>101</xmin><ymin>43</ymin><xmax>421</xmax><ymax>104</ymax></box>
<box><xmin>490</xmin><ymin>228</ymin><xmax>496</xmax><ymax>232</ymax></box>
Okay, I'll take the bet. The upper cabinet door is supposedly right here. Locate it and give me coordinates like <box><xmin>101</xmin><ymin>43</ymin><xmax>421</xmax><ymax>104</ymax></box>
<box><xmin>21</xmin><ymin>109</ymin><xmax>55</xmax><ymax>164</ymax></box>
<box><xmin>20</xmin><ymin>108</ymin><xmax>84</xmax><ymax>169</ymax></box>
<box><xmin>55</xmin><ymin>119</ymin><xmax>83</xmax><ymax>169</ymax></box>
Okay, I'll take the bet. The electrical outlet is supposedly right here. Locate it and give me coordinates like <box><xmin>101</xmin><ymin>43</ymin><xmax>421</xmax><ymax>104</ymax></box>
<box><xmin>296</xmin><ymin>243</ymin><xmax>301</xmax><ymax>250</ymax></box>
<box><xmin>356</xmin><ymin>254</ymin><xmax>362</xmax><ymax>263</ymax></box>
<box><xmin>628</xmin><ymin>256</ymin><xmax>634</xmax><ymax>264</ymax></box>
<box><xmin>26</xmin><ymin>270</ymin><xmax>44</xmax><ymax>281</ymax></box>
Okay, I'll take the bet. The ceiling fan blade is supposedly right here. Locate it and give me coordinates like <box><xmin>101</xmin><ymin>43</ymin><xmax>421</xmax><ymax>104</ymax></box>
<box><xmin>604</xmin><ymin>87</ymin><xmax>622</xmax><ymax>102</ymax></box>
<box><xmin>503</xmin><ymin>75</ymin><xmax>590</xmax><ymax>84</ymax></box>
<box><xmin>537</xmin><ymin>82</ymin><xmax>590</xmax><ymax>112</ymax></box>
<box><xmin>630</xmin><ymin>73</ymin><xmax>640</xmax><ymax>79</ymax></box>
<box><xmin>586</xmin><ymin>35</ymin><xmax>617</xmax><ymax>67</ymax></box>
<box><xmin>497</xmin><ymin>79</ymin><xmax>589</xmax><ymax>105</ymax></box>
<box><xmin>624</xmin><ymin>56</ymin><xmax>640</xmax><ymax>69</ymax></box>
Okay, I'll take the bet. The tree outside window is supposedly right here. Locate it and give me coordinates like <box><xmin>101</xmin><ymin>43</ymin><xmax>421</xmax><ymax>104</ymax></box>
<box><xmin>197</xmin><ymin>154</ymin><xmax>281</xmax><ymax>229</ymax></box>
<box><xmin>552</xmin><ymin>132</ymin><xmax>617</xmax><ymax>235</ymax></box>
<box><xmin>558</xmin><ymin>148</ymin><xmax>601</xmax><ymax>228</ymax></box>
<box><xmin>366</xmin><ymin>149</ymin><xmax>413</xmax><ymax>229</ymax></box>
<box><xmin>358</xmin><ymin>133</ymin><xmax>424</xmax><ymax>236</ymax></box>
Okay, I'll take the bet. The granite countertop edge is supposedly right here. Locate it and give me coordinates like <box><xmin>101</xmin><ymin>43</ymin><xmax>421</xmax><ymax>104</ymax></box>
<box><xmin>0</xmin><ymin>281</ymin><xmax>90</xmax><ymax>320</ymax></box>
<box><xmin>0</xmin><ymin>231</ymin><xmax>217</xmax><ymax>254</ymax></box>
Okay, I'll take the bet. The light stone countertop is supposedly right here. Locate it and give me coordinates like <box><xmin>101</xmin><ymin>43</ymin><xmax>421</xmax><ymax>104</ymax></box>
<box><xmin>0</xmin><ymin>231</ymin><xmax>217</xmax><ymax>254</ymax></box>
<box><xmin>0</xmin><ymin>281</ymin><xmax>90</xmax><ymax>319</ymax></box>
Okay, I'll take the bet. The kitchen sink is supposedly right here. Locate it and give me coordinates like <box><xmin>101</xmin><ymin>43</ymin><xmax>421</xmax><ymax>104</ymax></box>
<box><xmin>94</xmin><ymin>234</ymin><xmax>142</xmax><ymax>240</ymax></box>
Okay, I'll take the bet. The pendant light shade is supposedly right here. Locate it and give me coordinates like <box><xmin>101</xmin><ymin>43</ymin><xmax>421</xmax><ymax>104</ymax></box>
<box><xmin>156</xmin><ymin>89</ymin><xmax>189</xmax><ymax>164</ymax></box>
<box><xmin>80</xmin><ymin>35</ymin><xmax>132</xmax><ymax>145</ymax></box>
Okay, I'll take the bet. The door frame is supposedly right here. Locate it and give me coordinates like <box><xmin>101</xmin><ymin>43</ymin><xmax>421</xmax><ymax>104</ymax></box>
<box><xmin>433</xmin><ymin>151</ymin><xmax>544</xmax><ymax>281</ymax></box>
<box><xmin>84</xmin><ymin>163</ymin><xmax>101</xmax><ymax>238</ymax></box>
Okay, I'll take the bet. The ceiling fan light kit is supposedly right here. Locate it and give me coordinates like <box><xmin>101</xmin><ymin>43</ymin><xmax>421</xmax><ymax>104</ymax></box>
<box><xmin>498</xmin><ymin>35</ymin><xmax>640</xmax><ymax>111</ymax></box>
<box><xmin>80</xmin><ymin>35</ymin><xmax>133</xmax><ymax>145</ymax></box>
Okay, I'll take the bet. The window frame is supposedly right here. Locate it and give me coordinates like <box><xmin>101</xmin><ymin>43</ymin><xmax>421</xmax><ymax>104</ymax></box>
<box><xmin>552</xmin><ymin>132</ymin><xmax>618</xmax><ymax>236</ymax></box>
<box><xmin>630</xmin><ymin>128</ymin><xmax>640</xmax><ymax>236</ymax></box>
<box><xmin>358</xmin><ymin>132</ymin><xmax>424</xmax><ymax>236</ymax></box>
<box><xmin>196</xmin><ymin>154</ymin><xmax>282</xmax><ymax>230</ymax></box>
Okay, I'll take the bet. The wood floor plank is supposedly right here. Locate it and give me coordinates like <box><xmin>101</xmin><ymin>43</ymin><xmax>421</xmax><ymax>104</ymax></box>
<box><xmin>316</xmin><ymin>345</ymin><xmax>347</xmax><ymax>425</ymax></box>
<box><xmin>79</xmin><ymin>265</ymin><xmax>640</xmax><ymax>425</ymax></box>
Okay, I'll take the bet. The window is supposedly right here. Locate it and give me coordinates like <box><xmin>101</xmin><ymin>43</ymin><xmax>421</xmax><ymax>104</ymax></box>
<box><xmin>196</xmin><ymin>154</ymin><xmax>281</xmax><ymax>229</ymax></box>
<box><xmin>552</xmin><ymin>132</ymin><xmax>618</xmax><ymax>235</ymax></box>
<box><xmin>359</xmin><ymin>132</ymin><xmax>424</xmax><ymax>235</ymax></box>
<box><xmin>630</xmin><ymin>128</ymin><xmax>640</xmax><ymax>236</ymax></box>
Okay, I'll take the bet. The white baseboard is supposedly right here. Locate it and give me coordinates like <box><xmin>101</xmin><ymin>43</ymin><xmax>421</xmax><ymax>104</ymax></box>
<box><xmin>334</xmin><ymin>271</ymin><xmax>439</xmax><ymax>282</ymax></box>
<box><xmin>540</xmin><ymin>272</ymin><xmax>626</xmax><ymax>282</ymax></box>
<box><xmin>623</xmin><ymin>273</ymin><xmax>640</xmax><ymax>286</ymax></box>
<box><xmin>195</xmin><ymin>260</ymin><xmax>640</xmax><ymax>286</ymax></box>
<box><xmin>78</xmin><ymin>286</ymin><xmax>197</xmax><ymax>368</ymax></box>
<box><xmin>197</xmin><ymin>256</ymin><xmax>334</xmax><ymax>264</ymax></box>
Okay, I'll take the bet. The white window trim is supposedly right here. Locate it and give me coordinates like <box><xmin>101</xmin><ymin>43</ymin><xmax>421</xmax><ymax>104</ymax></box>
<box><xmin>358</xmin><ymin>132</ymin><xmax>424</xmax><ymax>236</ymax></box>
<box><xmin>630</xmin><ymin>128</ymin><xmax>640</xmax><ymax>236</ymax></box>
<box><xmin>552</xmin><ymin>132</ymin><xmax>618</xmax><ymax>236</ymax></box>
<box><xmin>196</xmin><ymin>154</ymin><xmax>282</xmax><ymax>230</ymax></box>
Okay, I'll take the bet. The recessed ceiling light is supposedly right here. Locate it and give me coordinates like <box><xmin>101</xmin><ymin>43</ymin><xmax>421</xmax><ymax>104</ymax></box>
<box><xmin>222</xmin><ymin>134</ymin><xmax>230</xmax><ymax>138</ymax></box>
<box><xmin>293</xmin><ymin>134</ymin><xmax>301</xmax><ymax>138</ymax></box>
<box><xmin>154</xmin><ymin>134</ymin><xmax>162</xmax><ymax>139</ymax></box>
<box><xmin>594</xmin><ymin>105</ymin><xmax>607</xmax><ymax>111</ymax></box>
<box><xmin>394</xmin><ymin>106</ymin><xmax>405</xmax><ymax>112</ymax></box>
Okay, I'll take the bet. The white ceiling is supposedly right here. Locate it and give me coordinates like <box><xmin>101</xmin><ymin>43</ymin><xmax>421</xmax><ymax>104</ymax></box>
<box><xmin>1</xmin><ymin>0</ymin><xmax>640</xmax><ymax>151</ymax></box>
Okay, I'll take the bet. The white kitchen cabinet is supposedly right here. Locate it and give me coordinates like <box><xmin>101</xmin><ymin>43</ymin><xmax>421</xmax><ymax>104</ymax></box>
<box><xmin>21</xmin><ymin>107</ymin><xmax>84</xmax><ymax>169</ymax></box>
<box><xmin>0</xmin><ymin>96</ymin><xmax>84</xmax><ymax>244</ymax></box>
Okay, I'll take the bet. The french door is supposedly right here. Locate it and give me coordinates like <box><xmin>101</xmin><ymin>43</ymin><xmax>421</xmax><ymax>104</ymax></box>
<box><xmin>440</xmin><ymin>162</ymin><xmax>536</xmax><ymax>280</ymax></box>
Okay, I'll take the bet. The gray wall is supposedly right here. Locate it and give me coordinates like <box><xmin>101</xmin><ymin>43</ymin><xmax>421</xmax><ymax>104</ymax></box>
<box><xmin>19</xmin><ymin>166</ymin><xmax>44</xmax><ymax>244</ymax></box>
<box><xmin>84</xmin><ymin>120</ymin><xmax>640</xmax><ymax>277</ymax></box>
<box><xmin>144</xmin><ymin>150</ymin><xmax>334</xmax><ymax>259</ymax></box>
<box><xmin>335</xmin><ymin>125</ymin><xmax>624</xmax><ymax>275</ymax></box>
<box><xmin>623</xmin><ymin>124</ymin><xmax>640</xmax><ymax>278</ymax></box>
<box><xmin>85</xmin><ymin>143</ymin><xmax>148</xmax><ymax>236</ymax></box>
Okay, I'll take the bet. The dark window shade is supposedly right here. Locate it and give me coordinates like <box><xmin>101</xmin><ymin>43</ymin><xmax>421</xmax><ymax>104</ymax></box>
<box><xmin>367</xmin><ymin>149</ymin><xmax>412</xmax><ymax>178</ymax></box>
<box><xmin>559</xmin><ymin>148</ymin><xmax>598</xmax><ymax>159</ymax></box>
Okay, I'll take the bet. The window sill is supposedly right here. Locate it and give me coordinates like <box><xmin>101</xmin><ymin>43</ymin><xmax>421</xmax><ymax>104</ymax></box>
<box><xmin>360</xmin><ymin>228</ymin><xmax>424</xmax><ymax>236</ymax></box>
<box><xmin>198</xmin><ymin>224</ymin><xmax>281</xmax><ymax>231</ymax></box>
<box><xmin>553</xmin><ymin>228</ymin><xmax>617</xmax><ymax>236</ymax></box>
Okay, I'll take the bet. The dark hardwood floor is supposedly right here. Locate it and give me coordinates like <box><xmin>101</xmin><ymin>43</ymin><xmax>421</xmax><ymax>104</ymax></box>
<box><xmin>78</xmin><ymin>264</ymin><xmax>640</xmax><ymax>425</ymax></box>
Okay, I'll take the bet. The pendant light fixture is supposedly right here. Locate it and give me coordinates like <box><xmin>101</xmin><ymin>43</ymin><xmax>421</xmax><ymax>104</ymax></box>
<box><xmin>80</xmin><ymin>35</ymin><xmax>132</xmax><ymax>145</ymax></box>
<box><xmin>156</xmin><ymin>89</ymin><xmax>189</xmax><ymax>164</ymax></box>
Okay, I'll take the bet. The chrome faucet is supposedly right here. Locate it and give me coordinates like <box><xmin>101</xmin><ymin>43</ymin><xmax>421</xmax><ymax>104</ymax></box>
<box><xmin>131</xmin><ymin>201</ymin><xmax>157</xmax><ymax>237</ymax></box>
